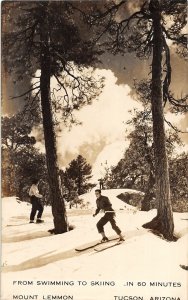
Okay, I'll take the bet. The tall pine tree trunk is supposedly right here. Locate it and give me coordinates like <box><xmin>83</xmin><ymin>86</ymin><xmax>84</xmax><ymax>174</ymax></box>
<box><xmin>143</xmin><ymin>0</ymin><xmax>174</xmax><ymax>240</ymax></box>
<box><xmin>39</xmin><ymin>4</ymin><xmax>68</xmax><ymax>234</ymax></box>
<box><xmin>141</xmin><ymin>170</ymin><xmax>155</xmax><ymax>211</ymax></box>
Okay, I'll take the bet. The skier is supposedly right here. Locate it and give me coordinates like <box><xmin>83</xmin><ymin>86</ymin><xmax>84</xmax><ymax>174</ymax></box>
<box><xmin>98</xmin><ymin>178</ymin><xmax>104</xmax><ymax>190</ymax></box>
<box><xmin>29</xmin><ymin>178</ymin><xmax>44</xmax><ymax>223</ymax></box>
<box><xmin>93</xmin><ymin>189</ymin><xmax>124</xmax><ymax>242</ymax></box>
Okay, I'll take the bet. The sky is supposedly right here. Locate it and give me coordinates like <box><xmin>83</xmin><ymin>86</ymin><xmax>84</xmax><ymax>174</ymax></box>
<box><xmin>2</xmin><ymin>1</ymin><xmax>188</xmax><ymax>184</ymax></box>
<box><xmin>56</xmin><ymin>69</ymin><xmax>139</xmax><ymax>181</ymax></box>
<box><xmin>31</xmin><ymin>68</ymin><xmax>141</xmax><ymax>181</ymax></box>
<box><xmin>31</xmin><ymin>67</ymin><xmax>187</xmax><ymax>183</ymax></box>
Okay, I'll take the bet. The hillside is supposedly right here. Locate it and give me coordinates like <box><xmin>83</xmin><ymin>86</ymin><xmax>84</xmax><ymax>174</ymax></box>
<box><xmin>1</xmin><ymin>191</ymin><xmax>188</xmax><ymax>300</ymax></box>
<box><xmin>78</xmin><ymin>188</ymin><xmax>144</xmax><ymax>210</ymax></box>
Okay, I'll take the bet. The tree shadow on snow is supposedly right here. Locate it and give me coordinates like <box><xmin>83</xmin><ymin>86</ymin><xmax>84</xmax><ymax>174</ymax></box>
<box><xmin>175</xmin><ymin>227</ymin><xmax>188</xmax><ymax>238</ymax></box>
<box><xmin>2</xmin><ymin>230</ymin><xmax>51</xmax><ymax>243</ymax></box>
<box><xmin>2</xmin><ymin>227</ymin><xmax>148</xmax><ymax>273</ymax></box>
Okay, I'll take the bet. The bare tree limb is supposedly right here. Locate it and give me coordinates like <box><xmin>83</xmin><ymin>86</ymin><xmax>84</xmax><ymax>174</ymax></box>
<box><xmin>164</xmin><ymin>117</ymin><xmax>187</xmax><ymax>133</ymax></box>
<box><xmin>11</xmin><ymin>86</ymin><xmax>40</xmax><ymax>99</ymax></box>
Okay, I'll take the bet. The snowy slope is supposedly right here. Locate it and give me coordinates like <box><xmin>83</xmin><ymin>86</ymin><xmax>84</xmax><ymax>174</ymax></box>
<box><xmin>1</xmin><ymin>194</ymin><xmax>188</xmax><ymax>300</ymax></box>
<box><xmin>79</xmin><ymin>188</ymin><xmax>143</xmax><ymax>211</ymax></box>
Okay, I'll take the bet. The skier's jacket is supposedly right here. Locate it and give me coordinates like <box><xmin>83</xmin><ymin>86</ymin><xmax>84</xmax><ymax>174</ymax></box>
<box><xmin>95</xmin><ymin>195</ymin><xmax>114</xmax><ymax>215</ymax></box>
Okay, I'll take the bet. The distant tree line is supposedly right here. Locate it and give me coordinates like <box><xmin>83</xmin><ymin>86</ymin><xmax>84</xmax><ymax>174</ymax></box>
<box><xmin>103</xmin><ymin>106</ymin><xmax>188</xmax><ymax>212</ymax></box>
<box><xmin>2</xmin><ymin>114</ymin><xmax>93</xmax><ymax>206</ymax></box>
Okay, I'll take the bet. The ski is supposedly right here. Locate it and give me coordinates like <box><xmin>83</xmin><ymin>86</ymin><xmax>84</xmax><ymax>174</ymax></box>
<box><xmin>94</xmin><ymin>240</ymin><xmax>124</xmax><ymax>252</ymax></box>
<box><xmin>75</xmin><ymin>237</ymin><xmax>119</xmax><ymax>252</ymax></box>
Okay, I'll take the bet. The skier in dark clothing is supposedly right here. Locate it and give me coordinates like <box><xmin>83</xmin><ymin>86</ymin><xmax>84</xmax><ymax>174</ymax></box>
<box><xmin>29</xmin><ymin>178</ymin><xmax>44</xmax><ymax>223</ymax></box>
<box><xmin>93</xmin><ymin>189</ymin><xmax>124</xmax><ymax>242</ymax></box>
<box><xmin>98</xmin><ymin>178</ymin><xmax>104</xmax><ymax>190</ymax></box>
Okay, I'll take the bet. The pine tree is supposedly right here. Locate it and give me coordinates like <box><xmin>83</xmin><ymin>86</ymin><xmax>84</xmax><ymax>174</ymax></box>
<box><xmin>80</xmin><ymin>0</ymin><xmax>187</xmax><ymax>240</ymax></box>
<box><xmin>66</xmin><ymin>155</ymin><xmax>93</xmax><ymax>195</ymax></box>
<box><xmin>169</xmin><ymin>153</ymin><xmax>188</xmax><ymax>205</ymax></box>
<box><xmin>2</xmin><ymin>2</ymin><xmax>103</xmax><ymax>233</ymax></box>
<box><xmin>104</xmin><ymin>105</ymin><xmax>183</xmax><ymax>211</ymax></box>
<box><xmin>2</xmin><ymin>113</ymin><xmax>36</xmax><ymax>196</ymax></box>
<box><xmin>1</xmin><ymin>113</ymin><xmax>47</xmax><ymax>199</ymax></box>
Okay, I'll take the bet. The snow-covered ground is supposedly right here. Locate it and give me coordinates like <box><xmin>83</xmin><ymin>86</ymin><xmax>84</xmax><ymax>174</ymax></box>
<box><xmin>1</xmin><ymin>190</ymin><xmax>188</xmax><ymax>300</ymax></box>
<box><xmin>79</xmin><ymin>188</ymin><xmax>143</xmax><ymax>210</ymax></box>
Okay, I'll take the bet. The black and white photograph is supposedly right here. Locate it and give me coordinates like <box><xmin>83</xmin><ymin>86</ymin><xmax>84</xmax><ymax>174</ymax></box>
<box><xmin>1</xmin><ymin>1</ymin><xmax>188</xmax><ymax>299</ymax></box>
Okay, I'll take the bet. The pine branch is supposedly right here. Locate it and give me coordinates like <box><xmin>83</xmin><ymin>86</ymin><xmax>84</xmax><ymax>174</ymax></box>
<box><xmin>162</xmin><ymin>25</ymin><xmax>187</xmax><ymax>46</ymax></box>
<box><xmin>69</xmin><ymin>0</ymin><xmax>127</xmax><ymax>22</ymax></box>
<box><xmin>54</xmin><ymin>74</ymin><xmax>69</xmax><ymax>102</ymax></box>
<box><xmin>96</xmin><ymin>0</ymin><xmax>127</xmax><ymax>20</ymax></box>
<box><xmin>11</xmin><ymin>86</ymin><xmax>40</xmax><ymax>99</ymax></box>
<box><xmin>119</xmin><ymin>11</ymin><xmax>145</xmax><ymax>29</ymax></box>
<box><xmin>168</xmin><ymin>94</ymin><xmax>188</xmax><ymax>112</ymax></box>
<box><xmin>22</xmin><ymin>90</ymin><xmax>41</xmax><ymax>118</ymax></box>
<box><xmin>164</xmin><ymin>118</ymin><xmax>187</xmax><ymax>133</ymax></box>
<box><xmin>12</xmin><ymin>20</ymin><xmax>39</xmax><ymax>39</ymax></box>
